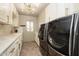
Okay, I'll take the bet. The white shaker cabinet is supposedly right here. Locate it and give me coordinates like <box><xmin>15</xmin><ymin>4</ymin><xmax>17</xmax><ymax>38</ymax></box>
<box><xmin>73</xmin><ymin>4</ymin><xmax>79</xmax><ymax>13</ymax></box>
<box><xmin>1</xmin><ymin>35</ymin><xmax>23</xmax><ymax>56</ymax></box>
<box><xmin>0</xmin><ymin>4</ymin><xmax>19</xmax><ymax>27</ymax></box>
<box><xmin>11</xmin><ymin>4</ymin><xmax>19</xmax><ymax>27</ymax></box>
<box><xmin>0</xmin><ymin>4</ymin><xmax>11</xmax><ymax>24</ymax></box>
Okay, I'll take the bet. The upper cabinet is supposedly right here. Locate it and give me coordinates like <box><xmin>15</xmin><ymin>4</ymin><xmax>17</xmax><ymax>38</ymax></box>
<box><xmin>45</xmin><ymin>3</ymin><xmax>79</xmax><ymax>22</ymax></box>
<box><xmin>37</xmin><ymin>9</ymin><xmax>46</xmax><ymax>25</ymax></box>
<box><xmin>45</xmin><ymin>4</ymin><xmax>66</xmax><ymax>22</ymax></box>
<box><xmin>11</xmin><ymin>4</ymin><xmax>19</xmax><ymax>27</ymax></box>
<box><xmin>0</xmin><ymin>4</ymin><xmax>11</xmax><ymax>24</ymax></box>
<box><xmin>0</xmin><ymin>4</ymin><xmax>19</xmax><ymax>27</ymax></box>
<box><xmin>38</xmin><ymin>3</ymin><xmax>79</xmax><ymax>25</ymax></box>
<box><xmin>73</xmin><ymin>4</ymin><xmax>79</xmax><ymax>13</ymax></box>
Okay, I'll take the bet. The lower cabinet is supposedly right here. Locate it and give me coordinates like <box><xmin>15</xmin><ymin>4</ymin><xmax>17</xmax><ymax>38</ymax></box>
<box><xmin>1</xmin><ymin>35</ymin><xmax>22</xmax><ymax>56</ymax></box>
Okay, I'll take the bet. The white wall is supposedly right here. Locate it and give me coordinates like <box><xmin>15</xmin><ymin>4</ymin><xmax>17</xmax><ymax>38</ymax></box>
<box><xmin>45</xmin><ymin>3</ymin><xmax>57</xmax><ymax>22</ymax></box>
<box><xmin>19</xmin><ymin>15</ymin><xmax>38</xmax><ymax>42</ymax></box>
<box><xmin>0</xmin><ymin>25</ymin><xmax>12</xmax><ymax>35</ymax></box>
<box><xmin>56</xmin><ymin>3</ymin><xmax>65</xmax><ymax>18</ymax></box>
<box><xmin>37</xmin><ymin>9</ymin><xmax>46</xmax><ymax>26</ymax></box>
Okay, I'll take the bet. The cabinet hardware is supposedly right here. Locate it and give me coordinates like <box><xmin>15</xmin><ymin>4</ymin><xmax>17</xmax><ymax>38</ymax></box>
<box><xmin>7</xmin><ymin>16</ymin><xmax>9</xmax><ymax>23</ymax></box>
<box><xmin>10</xmin><ymin>48</ymin><xmax>15</xmax><ymax>53</ymax></box>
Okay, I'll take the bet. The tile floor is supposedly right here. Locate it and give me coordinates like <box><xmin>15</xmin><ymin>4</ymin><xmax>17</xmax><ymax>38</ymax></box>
<box><xmin>20</xmin><ymin>41</ymin><xmax>42</xmax><ymax>56</ymax></box>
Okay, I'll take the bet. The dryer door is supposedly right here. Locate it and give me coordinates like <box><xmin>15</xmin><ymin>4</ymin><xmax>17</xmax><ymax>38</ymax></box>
<box><xmin>48</xmin><ymin>15</ymin><xmax>73</xmax><ymax>55</ymax></box>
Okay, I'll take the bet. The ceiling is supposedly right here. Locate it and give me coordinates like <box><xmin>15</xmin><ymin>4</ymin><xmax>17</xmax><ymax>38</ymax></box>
<box><xmin>14</xmin><ymin>3</ymin><xmax>49</xmax><ymax>16</ymax></box>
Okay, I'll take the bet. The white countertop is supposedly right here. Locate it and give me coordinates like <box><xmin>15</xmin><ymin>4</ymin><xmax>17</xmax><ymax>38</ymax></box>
<box><xmin>0</xmin><ymin>33</ymin><xmax>22</xmax><ymax>55</ymax></box>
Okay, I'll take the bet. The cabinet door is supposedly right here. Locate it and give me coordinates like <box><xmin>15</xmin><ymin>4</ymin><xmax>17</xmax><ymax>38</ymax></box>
<box><xmin>0</xmin><ymin>4</ymin><xmax>11</xmax><ymax>23</ymax></box>
<box><xmin>73</xmin><ymin>4</ymin><xmax>79</xmax><ymax>13</ymax></box>
<box><xmin>7</xmin><ymin>44</ymin><xmax>16</xmax><ymax>56</ymax></box>
<box><xmin>8</xmin><ymin>4</ymin><xmax>13</xmax><ymax>25</ymax></box>
<box><xmin>18</xmin><ymin>36</ymin><xmax>23</xmax><ymax>55</ymax></box>
<box><xmin>12</xmin><ymin>45</ymin><xmax>19</xmax><ymax>56</ymax></box>
<box><xmin>1</xmin><ymin>35</ymin><xmax>22</xmax><ymax>56</ymax></box>
<box><xmin>13</xmin><ymin>37</ymin><xmax>22</xmax><ymax>56</ymax></box>
<box><xmin>12</xmin><ymin>4</ymin><xmax>19</xmax><ymax>27</ymax></box>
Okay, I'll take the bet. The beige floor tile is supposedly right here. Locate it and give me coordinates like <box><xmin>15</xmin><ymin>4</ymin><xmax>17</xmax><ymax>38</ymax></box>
<box><xmin>20</xmin><ymin>41</ymin><xmax>42</xmax><ymax>56</ymax></box>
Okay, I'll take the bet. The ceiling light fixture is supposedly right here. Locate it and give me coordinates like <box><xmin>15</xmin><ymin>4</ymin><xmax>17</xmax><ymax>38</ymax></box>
<box><xmin>22</xmin><ymin>3</ymin><xmax>40</xmax><ymax>14</ymax></box>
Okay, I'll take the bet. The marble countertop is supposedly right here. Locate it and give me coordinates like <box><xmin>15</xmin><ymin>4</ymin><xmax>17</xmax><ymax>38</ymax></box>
<box><xmin>0</xmin><ymin>33</ymin><xmax>22</xmax><ymax>55</ymax></box>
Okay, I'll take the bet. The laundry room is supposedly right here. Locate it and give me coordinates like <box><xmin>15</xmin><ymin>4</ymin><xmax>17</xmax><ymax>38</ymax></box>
<box><xmin>0</xmin><ymin>1</ymin><xmax>79</xmax><ymax>57</ymax></box>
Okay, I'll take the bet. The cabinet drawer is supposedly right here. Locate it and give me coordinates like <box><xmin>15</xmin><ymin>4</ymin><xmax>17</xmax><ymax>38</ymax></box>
<box><xmin>7</xmin><ymin>40</ymin><xmax>19</xmax><ymax>56</ymax></box>
<box><xmin>1</xmin><ymin>35</ymin><xmax>22</xmax><ymax>56</ymax></box>
<box><xmin>7</xmin><ymin>44</ymin><xmax>16</xmax><ymax>56</ymax></box>
<box><xmin>1</xmin><ymin>51</ymin><xmax>7</xmax><ymax>56</ymax></box>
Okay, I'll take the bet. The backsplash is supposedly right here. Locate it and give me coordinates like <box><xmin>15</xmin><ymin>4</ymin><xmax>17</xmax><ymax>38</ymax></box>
<box><xmin>0</xmin><ymin>24</ymin><xmax>13</xmax><ymax>35</ymax></box>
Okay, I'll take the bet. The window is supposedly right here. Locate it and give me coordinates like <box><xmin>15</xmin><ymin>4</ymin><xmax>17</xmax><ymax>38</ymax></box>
<box><xmin>26</xmin><ymin>21</ymin><xmax>34</xmax><ymax>32</ymax></box>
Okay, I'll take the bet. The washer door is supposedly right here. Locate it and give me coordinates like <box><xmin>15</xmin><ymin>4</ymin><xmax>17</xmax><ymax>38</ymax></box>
<box><xmin>48</xmin><ymin>18</ymin><xmax>71</xmax><ymax>49</ymax></box>
<box><xmin>48</xmin><ymin>34</ymin><xmax>68</xmax><ymax>49</ymax></box>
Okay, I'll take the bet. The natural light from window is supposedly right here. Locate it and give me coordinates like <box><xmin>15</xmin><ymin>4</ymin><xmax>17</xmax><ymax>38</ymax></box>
<box><xmin>26</xmin><ymin>21</ymin><xmax>33</xmax><ymax>32</ymax></box>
